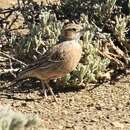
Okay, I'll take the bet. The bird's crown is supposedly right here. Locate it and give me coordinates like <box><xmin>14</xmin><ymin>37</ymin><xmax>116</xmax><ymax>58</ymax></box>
<box><xmin>61</xmin><ymin>23</ymin><xmax>84</xmax><ymax>41</ymax></box>
<box><xmin>63</xmin><ymin>23</ymin><xmax>83</xmax><ymax>32</ymax></box>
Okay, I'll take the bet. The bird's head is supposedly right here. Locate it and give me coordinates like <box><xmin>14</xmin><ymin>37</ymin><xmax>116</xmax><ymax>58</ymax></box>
<box><xmin>61</xmin><ymin>23</ymin><xmax>85</xmax><ymax>41</ymax></box>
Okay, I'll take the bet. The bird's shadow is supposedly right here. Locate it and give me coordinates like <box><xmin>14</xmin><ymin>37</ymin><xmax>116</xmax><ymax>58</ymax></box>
<box><xmin>1</xmin><ymin>72</ymin><xmax>110</xmax><ymax>101</ymax></box>
<box><xmin>0</xmin><ymin>75</ymin><xmax>84</xmax><ymax>101</ymax></box>
<box><xmin>0</xmin><ymin>78</ymin><xmax>42</xmax><ymax>101</ymax></box>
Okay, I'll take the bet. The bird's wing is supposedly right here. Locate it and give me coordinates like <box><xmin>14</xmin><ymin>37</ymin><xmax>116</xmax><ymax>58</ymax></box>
<box><xmin>19</xmin><ymin>44</ymin><xmax>65</xmax><ymax>75</ymax></box>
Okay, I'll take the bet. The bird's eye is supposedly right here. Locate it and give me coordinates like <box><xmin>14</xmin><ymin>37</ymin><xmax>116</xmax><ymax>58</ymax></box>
<box><xmin>72</xmin><ymin>28</ymin><xmax>76</xmax><ymax>31</ymax></box>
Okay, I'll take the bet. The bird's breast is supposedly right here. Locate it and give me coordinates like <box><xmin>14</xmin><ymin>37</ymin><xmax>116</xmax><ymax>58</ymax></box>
<box><xmin>62</xmin><ymin>43</ymin><xmax>82</xmax><ymax>72</ymax></box>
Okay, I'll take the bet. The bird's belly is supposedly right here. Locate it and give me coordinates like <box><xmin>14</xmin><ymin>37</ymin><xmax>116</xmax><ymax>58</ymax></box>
<box><xmin>64</xmin><ymin>59</ymin><xmax>79</xmax><ymax>72</ymax></box>
<box><xmin>37</xmin><ymin>70</ymin><xmax>67</xmax><ymax>80</ymax></box>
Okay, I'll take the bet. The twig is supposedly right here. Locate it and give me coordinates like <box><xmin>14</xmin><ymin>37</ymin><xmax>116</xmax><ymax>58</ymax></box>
<box><xmin>0</xmin><ymin>51</ymin><xmax>27</xmax><ymax>66</ymax></box>
<box><xmin>0</xmin><ymin>68</ymin><xmax>19</xmax><ymax>74</ymax></box>
<box><xmin>98</xmin><ymin>50</ymin><xmax>124</xmax><ymax>67</ymax></box>
<box><xmin>9</xmin><ymin>59</ymin><xmax>16</xmax><ymax>78</ymax></box>
<box><xmin>9</xmin><ymin>26</ymin><xmax>27</xmax><ymax>31</ymax></box>
<box><xmin>8</xmin><ymin>14</ymin><xmax>19</xmax><ymax>29</ymax></box>
<box><xmin>0</xmin><ymin>7</ymin><xmax>20</xmax><ymax>14</ymax></box>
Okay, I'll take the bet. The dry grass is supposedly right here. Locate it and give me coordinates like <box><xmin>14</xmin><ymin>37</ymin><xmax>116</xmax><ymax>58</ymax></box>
<box><xmin>0</xmin><ymin>0</ymin><xmax>60</xmax><ymax>7</ymax></box>
<box><xmin>0</xmin><ymin>0</ymin><xmax>17</xmax><ymax>7</ymax></box>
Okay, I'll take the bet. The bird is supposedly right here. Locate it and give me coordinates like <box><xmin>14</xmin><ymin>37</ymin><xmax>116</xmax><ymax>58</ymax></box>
<box><xmin>16</xmin><ymin>23</ymin><xmax>85</xmax><ymax>102</ymax></box>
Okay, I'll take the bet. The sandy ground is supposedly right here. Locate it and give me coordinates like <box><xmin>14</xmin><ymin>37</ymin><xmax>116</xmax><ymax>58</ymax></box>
<box><xmin>0</xmin><ymin>74</ymin><xmax>130</xmax><ymax>130</ymax></box>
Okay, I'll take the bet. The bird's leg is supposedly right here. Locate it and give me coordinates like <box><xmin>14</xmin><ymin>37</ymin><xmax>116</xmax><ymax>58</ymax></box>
<box><xmin>44</xmin><ymin>81</ymin><xmax>58</xmax><ymax>103</ymax></box>
<box><xmin>41</xmin><ymin>80</ymin><xmax>47</xmax><ymax>99</ymax></box>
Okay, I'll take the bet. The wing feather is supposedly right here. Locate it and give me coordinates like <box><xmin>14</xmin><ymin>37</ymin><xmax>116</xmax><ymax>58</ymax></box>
<box><xmin>18</xmin><ymin>44</ymin><xmax>65</xmax><ymax>76</ymax></box>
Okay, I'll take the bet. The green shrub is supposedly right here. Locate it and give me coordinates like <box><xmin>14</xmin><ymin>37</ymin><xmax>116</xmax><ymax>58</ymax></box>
<box><xmin>0</xmin><ymin>106</ymin><xmax>38</xmax><ymax>130</ymax></box>
<box><xmin>0</xmin><ymin>0</ymin><xmax>130</xmax><ymax>86</ymax></box>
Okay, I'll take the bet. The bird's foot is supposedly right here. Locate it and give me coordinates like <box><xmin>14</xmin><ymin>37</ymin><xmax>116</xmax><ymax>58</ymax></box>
<box><xmin>40</xmin><ymin>87</ymin><xmax>48</xmax><ymax>99</ymax></box>
<box><xmin>41</xmin><ymin>81</ymin><xmax>58</xmax><ymax>103</ymax></box>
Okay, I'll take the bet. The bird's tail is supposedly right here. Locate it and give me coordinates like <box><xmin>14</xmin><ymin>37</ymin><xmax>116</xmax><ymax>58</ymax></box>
<box><xmin>16</xmin><ymin>63</ymin><xmax>36</xmax><ymax>80</ymax></box>
<box><xmin>10</xmin><ymin>70</ymin><xmax>31</xmax><ymax>85</ymax></box>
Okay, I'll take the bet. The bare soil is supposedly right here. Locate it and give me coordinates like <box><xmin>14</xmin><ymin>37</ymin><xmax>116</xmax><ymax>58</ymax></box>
<box><xmin>0</xmin><ymin>74</ymin><xmax>130</xmax><ymax>130</ymax></box>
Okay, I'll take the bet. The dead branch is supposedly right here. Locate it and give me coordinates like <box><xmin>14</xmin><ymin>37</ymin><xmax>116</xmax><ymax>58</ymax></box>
<box><xmin>0</xmin><ymin>51</ymin><xmax>27</xmax><ymax>66</ymax></box>
<box><xmin>98</xmin><ymin>50</ymin><xmax>125</xmax><ymax>67</ymax></box>
<box><xmin>0</xmin><ymin>68</ymin><xmax>19</xmax><ymax>74</ymax></box>
<box><xmin>0</xmin><ymin>7</ymin><xmax>20</xmax><ymax>14</ymax></box>
<box><xmin>9</xmin><ymin>59</ymin><xmax>16</xmax><ymax>78</ymax></box>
